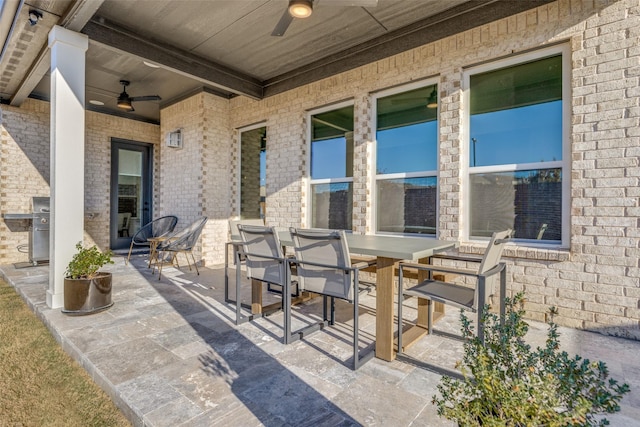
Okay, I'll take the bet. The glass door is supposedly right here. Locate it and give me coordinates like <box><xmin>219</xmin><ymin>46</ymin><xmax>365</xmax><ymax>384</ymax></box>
<box><xmin>110</xmin><ymin>139</ymin><xmax>152</xmax><ymax>250</ymax></box>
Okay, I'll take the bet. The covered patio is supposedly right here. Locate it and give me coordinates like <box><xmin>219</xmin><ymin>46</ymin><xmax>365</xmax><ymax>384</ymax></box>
<box><xmin>2</xmin><ymin>255</ymin><xmax>639</xmax><ymax>426</ymax></box>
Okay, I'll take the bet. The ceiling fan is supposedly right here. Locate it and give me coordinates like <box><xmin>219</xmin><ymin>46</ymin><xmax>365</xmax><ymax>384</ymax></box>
<box><xmin>271</xmin><ymin>0</ymin><xmax>378</xmax><ymax>37</ymax></box>
<box><xmin>116</xmin><ymin>80</ymin><xmax>161</xmax><ymax>112</ymax></box>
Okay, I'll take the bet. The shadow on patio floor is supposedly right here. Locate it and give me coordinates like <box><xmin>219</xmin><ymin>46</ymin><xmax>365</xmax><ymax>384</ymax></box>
<box><xmin>2</xmin><ymin>254</ymin><xmax>639</xmax><ymax>426</ymax></box>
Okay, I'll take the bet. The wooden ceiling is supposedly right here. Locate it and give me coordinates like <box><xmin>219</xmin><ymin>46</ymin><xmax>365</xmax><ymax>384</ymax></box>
<box><xmin>0</xmin><ymin>0</ymin><xmax>554</xmax><ymax>123</ymax></box>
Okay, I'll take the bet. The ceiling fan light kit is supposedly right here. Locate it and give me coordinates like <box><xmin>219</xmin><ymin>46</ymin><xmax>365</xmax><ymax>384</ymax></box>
<box><xmin>289</xmin><ymin>0</ymin><xmax>313</xmax><ymax>18</ymax></box>
<box><xmin>117</xmin><ymin>80</ymin><xmax>135</xmax><ymax>111</ymax></box>
<box><xmin>116</xmin><ymin>80</ymin><xmax>161</xmax><ymax>112</ymax></box>
<box><xmin>273</xmin><ymin>0</ymin><xmax>376</xmax><ymax>37</ymax></box>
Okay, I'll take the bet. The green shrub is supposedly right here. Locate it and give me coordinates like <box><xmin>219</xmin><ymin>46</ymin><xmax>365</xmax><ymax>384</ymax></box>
<box><xmin>65</xmin><ymin>242</ymin><xmax>114</xmax><ymax>280</ymax></box>
<box><xmin>433</xmin><ymin>293</ymin><xmax>630</xmax><ymax>426</ymax></box>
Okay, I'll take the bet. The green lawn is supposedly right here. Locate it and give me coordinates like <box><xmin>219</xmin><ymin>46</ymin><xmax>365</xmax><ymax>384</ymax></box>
<box><xmin>0</xmin><ymin>278</ymin><xmax>131</xmax><ymax>426</ymax></box>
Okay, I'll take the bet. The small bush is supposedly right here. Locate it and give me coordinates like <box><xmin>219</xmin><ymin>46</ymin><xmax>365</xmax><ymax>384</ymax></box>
<box><xmin>65</xmin><ymin>242</ymin><xmax>114</xmax><ymax>279</ymax></box>
<box><xmin>433</xmin><ymin>293</ymin><xmax>630</xmax><ymax>426</ymax></box>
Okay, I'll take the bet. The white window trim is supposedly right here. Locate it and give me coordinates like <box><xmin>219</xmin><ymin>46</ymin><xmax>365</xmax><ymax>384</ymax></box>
<box><xmin>310</xmin><ymin>177</ymin><xmax>354</xmax><ymax>185</ymax></box>
<box><xmin>306</xmin><ymin>100</ymin><xmax>355</xmax><ymax>229</ymax></box>
<box><xmin>376</xmin><ymin>170</ymin><xmax>438</xmax><ymax>181</ymax></box>
<box><xmin>236</xmin><ymin>122</ymin><xmax>267</xmax><ymax>220</ymax></box>
<box><xmin>372</xmin><ymin>78</ymin><xmax>440</xmax><ymax>236</ymax></box>
<box><xmin>461</xmin><ymin>44</ymin><xmax>571</xmax><ymax>247</ymax></box>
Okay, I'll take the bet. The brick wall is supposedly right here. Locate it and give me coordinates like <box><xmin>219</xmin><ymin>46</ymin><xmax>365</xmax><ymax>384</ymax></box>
<box><xmin>0</xmin><ymin>99</ymin><xmax>159</xmax><ymax>263</ymax></box>
<box><xmin>0</xmin><ymin>99</ymin><xmax>50</xmax><ymax>263</ymax></box>
<box><xmin>1</xmin><ymin>0</ymin><xmax>638</xmax><ymax>337</ymax></box>
<box><xmin>223</xmin><ymin>0</ymin><xmax>640</xmax><ymax>338</ymax></box>
<box><xmin>159</xmin><ymin>92</ymin><xmax>232</xmax><ymax>266</ymax></box>
<box><xmin>85</xmin><ymin>111</ymin><xmax>160</xmax><ymax>249</ymax></box>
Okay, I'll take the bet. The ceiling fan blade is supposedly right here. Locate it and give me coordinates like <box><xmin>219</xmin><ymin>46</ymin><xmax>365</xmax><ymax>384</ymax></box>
<box><xmin>129</xmin><ymin>95</ymin><xmax>161</xmax><ymax>102</ymax></box>
<box><xmin>271</xmin><ymin>9</ymin><xmax>294</xmax><ymax>37</ymax></box>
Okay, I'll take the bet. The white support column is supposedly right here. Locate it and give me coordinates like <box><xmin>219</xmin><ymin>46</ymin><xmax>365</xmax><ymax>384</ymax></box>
<box><xmin>47</xmin><ymin>26</ymin><xmax>88</xmax><ymax>309</ymax></box>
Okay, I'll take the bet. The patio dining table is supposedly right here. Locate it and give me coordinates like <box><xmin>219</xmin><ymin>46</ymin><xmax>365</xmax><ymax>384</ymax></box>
<box><xmin>227</xmin><ymin>229</ymin><xmax>458</xmax><ymax>362</ymax></box>
<box><xmin>276</xmin><ymin>232</ymin><xmax>459</xmax><ymax>361</ymax></box>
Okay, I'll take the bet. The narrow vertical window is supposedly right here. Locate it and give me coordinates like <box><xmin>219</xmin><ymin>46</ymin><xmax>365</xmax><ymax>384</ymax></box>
<box><xmin>240</xmin><ymin>126</ymin><xmax>266</xmax><ymax>219</ymax></box>
<box><xmin>468</xmin><ymin>52</ymin><xmax>565</xmax><ymax>243</ymax></box>
<box><xmin>309</xmin><ymin>104</ymin><xmax>354</xmax><ymax>230</ymax></box>
<box><xmin>375</xmin><ymin>83</ymin><xmax>439</xmax><ymax>235</ymax></box>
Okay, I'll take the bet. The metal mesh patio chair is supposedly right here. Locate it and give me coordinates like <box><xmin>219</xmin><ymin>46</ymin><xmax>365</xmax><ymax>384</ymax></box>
<box><xmin>125</xmin><ymin>215</ymin><xmax>178</xmax><ymax>265</ymax></box>
<box><xmin>234</xmin><ymin>224</ymin><xmax>291</xmax><ymax>330</ymax></box>
<box><xmin>286</xmin><ymin>227</ymin><xmax>375</xmax><ymax>370</ymax></box>
<box><xmin>154</xmin><ymin>217</ymin><xmax>208</xmax><ymax>280</ymax></box>
<box><xmin>397</xmin><ymin>229</ymin><xmax>512</xmax><ymax>351</ymax></box>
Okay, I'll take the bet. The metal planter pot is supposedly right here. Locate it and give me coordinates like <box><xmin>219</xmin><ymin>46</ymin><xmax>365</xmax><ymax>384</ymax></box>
<box><xmin>62</xmin><ymin>273</ymin><xmax>113</xmax><ymax>315</ymax></box>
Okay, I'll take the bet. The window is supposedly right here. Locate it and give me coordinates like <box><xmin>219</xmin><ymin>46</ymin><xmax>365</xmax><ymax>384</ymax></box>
<box><xmin>375</xmin><ymin>82</ymin><xmax>439</xmax><ymax>235</ymax></box>
<box><xmin>240</xmin><ymin>125</ymin><xmax>266</xmax><ymax>219</ymax></box>
<box><xmin>465</xmin><ymin>46</ymin><xmax>568</xmax><ymax>244</ymax></box>
<box><xmin>309</xmin><ymin>103</ymin><xmax>354</xmax><ymax>230</ymax></box>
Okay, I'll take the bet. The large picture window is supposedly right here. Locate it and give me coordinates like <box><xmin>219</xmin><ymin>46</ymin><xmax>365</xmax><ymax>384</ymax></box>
<box><xmin>466</xmin><ymin>47</ymin><xmax>568</xmax><ymax>244</ymax></box>
<box><xmin>309</xmin><ymin>103</ymin><xmax>354</xmax><ymax>230</ymax></box>
<box><xmin>375</xmin><ymin>83</ymin><xmax>439</xmax><ymax>235</ymax></box>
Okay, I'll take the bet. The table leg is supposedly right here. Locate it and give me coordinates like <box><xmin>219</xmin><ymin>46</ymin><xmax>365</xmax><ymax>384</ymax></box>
<box><xmin>375</xmin><ymin>256</ymin><xmax>396</xmax><ymax>361</ymax></box>
<box><xmin>148</xmin><ymin>241</ymin><xmax>158</xmax><ymax>268</ymax></box>
<box><xmin>251</xmin><ymin>279</ymin><xmax>263</xmax><ymax>314</ymax></box>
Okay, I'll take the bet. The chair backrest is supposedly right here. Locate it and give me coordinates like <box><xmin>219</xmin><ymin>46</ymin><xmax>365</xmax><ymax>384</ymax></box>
<box><xmin>475</xmin><ymin>228</ymin><xmax>511</xmax><ymax>308</ymax></box>
<box><xmin>118</xmin><ymin>212</ymin><xmax>131</xmax><ymax>231</ymax></box>
<box><xmin>237</xmin><ymin>224</ymin><xmax>286</xmax><ymax>285</ymax></box>
<box><xmin>132</xmin><ymin>215</ymin><xmax>178</xmax><ymax>244</ymax></box>
<box><xmin>159</xmin><ymin>217</ymin><xmax>208</xmax><ymax>252</ymax></box>
<box><xmin>289</xmin><ymin>227</ymin><xmax>353</xmax><ymax>301</ymax></box>
<box><xmin>229</xmin><ymin>218</ymin><xmax>264</xmax><ymax>240</ymax></box>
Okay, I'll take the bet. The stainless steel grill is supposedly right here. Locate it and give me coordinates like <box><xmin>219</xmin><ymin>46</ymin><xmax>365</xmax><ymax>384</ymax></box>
<box><xmin>29</xmin><ymin>197</ymin><xmax>50</xmax><ymax>264</ymax></box>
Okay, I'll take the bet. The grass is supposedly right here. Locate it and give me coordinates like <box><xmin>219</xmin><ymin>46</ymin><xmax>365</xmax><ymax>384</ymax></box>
<box><xmin>0</xmin><ymin>278</ymin><xmax>131</xmax><ymax>426</ymax></box>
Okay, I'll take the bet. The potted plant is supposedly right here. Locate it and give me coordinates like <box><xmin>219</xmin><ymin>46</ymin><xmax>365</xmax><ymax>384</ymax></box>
<box><xmin>63</xmin><ymin>242</ymin><xmax>115</xmax><ymax>315</ymax></box>
<box><xmin>433</xmin><ymin>293</ymin><xmax>630</xmax><ymax>426</ymax></box>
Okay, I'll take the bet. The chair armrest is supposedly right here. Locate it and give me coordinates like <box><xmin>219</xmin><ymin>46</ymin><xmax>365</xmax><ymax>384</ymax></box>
<box><xmin>350</xmin><ymin>255</ymin><xmax>377</xmax><ymax>267</ymax></box>
<box><xmin>479</xmin><ymin>262</ymin><xmax>506</xmax><ymax>278</ymax></box>
<box><xmin>429</xmin><ymin>254</ymin><xmax>483</xmax><ymax>264</ymax></box>
<box><xmin>243</xmin><ymin>251</ymin><xmax>287</xmax><ymax>263</ymax></box>
<box><xmin>352</xmin><ymin>261</ymin><xmax>373</xmax><ymax>270</ymax></box>
<box><xmin>398</xmin><ymin>261</ymin><xmax>479</xmax><ymax>278</ymax></box>
<box><xmin>288</xmin><ymin>257</ymin><xmax>367</xmax><ymax>273</ymax></box>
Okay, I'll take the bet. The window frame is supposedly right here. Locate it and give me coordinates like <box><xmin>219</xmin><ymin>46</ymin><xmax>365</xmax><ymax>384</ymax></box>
<box><xmin>462</xmin><ymin>44</ymin><xmax>571</xmax><ymax>247</ymax></box>
<box><xmin>372</xmin><ymin>78</ymin><xmax>440</xmax><ymax>237</ymax></box>
<box><xmin>306</xmin><ymin>100</ymin><xmax>355</xmax><ymax>229</ymax></box>
<box><xmin>237</xmin><ymin>122</ymin><xmax>267</xmax><ymax>220</ymax></box>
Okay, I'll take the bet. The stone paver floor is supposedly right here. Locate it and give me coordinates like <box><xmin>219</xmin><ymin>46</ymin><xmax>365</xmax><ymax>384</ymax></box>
<box><xmin>2</xmin><ymin>254</ymin><xmax>639</xmax><ymax>426</ymax></box>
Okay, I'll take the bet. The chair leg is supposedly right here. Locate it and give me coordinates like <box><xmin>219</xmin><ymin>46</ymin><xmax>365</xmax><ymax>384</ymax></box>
<box><xmin>322</xmin><ymin>295</ymin><xmax>328</xmax><ymax>321</ymax></box>
<box><xmin>477</xmin><ymin>310</ymin><xmax>484</xmax><ymax>345</ymax></box>
<box><xmin>353</xmin><ymin>289</ymin><xmax>359</xmax><ymax>369</ymax></box>
<box><xmin>330</xmin><ymin>297</ymin><xmax>336</xmax><ymax>325</ymax></box>
<box><xmin>190</xmin><ymin>252</ymin><xmax>199</xmax><ymax>275</ymax></box>
<box><xmin>126</xmin><ymin>241</ymin><xmax>134</xmax><ymax>265</ymax></box>
<box><xmin>397</xmin><ymin>270</ymin><xmax>404</xmax><ymax>355</ymax></box>
<box><xmin>182</xmin><ymin>251</ymin><xmax>191</xmax><ymax>271</ymax></box>
<box><xmin>427</xmin><ymin>299</ymin><xmax>433</xmax><ymax>335</ymax></box>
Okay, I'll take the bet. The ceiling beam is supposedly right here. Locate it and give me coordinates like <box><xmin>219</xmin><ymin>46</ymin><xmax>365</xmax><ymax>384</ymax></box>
<box><xmin>10</xmin><ymin>0</ymin><xmax>106</xmax><ymax>106</ymax></box>
<box><xmin>81</xmin><ymin>18</ymin><xmax>263</xmax><ymax>100</ymax></box>
<box><xmin>263</xmin><ymin>0</ymin><xmax>555</xmax><ymax>97</ymax></box>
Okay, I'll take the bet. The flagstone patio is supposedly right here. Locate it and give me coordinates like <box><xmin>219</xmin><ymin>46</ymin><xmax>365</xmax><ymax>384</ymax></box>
<box><xmin>2</xmin><ymin>255</ymin><xmax>639</xmax><ymax>426</ymax></box>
